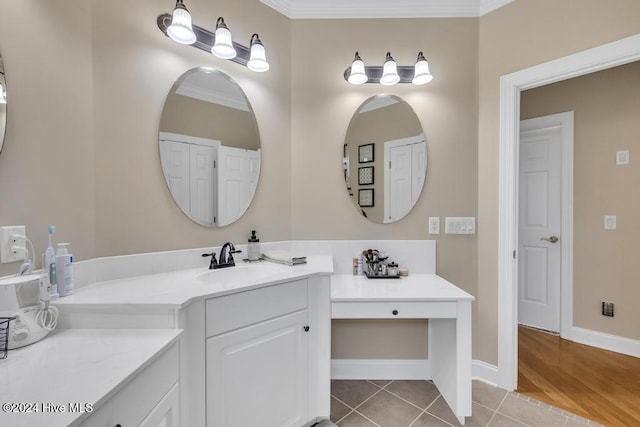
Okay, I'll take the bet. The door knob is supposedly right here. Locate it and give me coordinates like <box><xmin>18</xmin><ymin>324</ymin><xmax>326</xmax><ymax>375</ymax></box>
<box><xmin>540</xmin><ymin>235</ymin><xmax>559</xmax><ymax>243</ymax></box>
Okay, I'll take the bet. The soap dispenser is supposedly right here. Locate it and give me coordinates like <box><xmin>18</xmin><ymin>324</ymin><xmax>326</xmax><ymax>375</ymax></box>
<box><xmin>55</xmin><ymin>243</ymin><xmax>74</xmax><ymax>297</ymax></box>
<box><xmin>247</xmin><ymin>230</ymin><xmax>261</xmax><ymax>261</ymax></box>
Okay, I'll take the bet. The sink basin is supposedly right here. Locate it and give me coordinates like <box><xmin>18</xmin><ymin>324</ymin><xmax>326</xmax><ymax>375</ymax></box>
<box><xmin>196</xmin><ymin>262</ymin><xmax>287</xmax><ymax>283</ymax></box>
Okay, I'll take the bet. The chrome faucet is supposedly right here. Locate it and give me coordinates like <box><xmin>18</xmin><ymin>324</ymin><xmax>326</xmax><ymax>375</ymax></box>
<box><xmin>202</xmin><ymin>242</ymin><xmax>242</xmax><ymax>270</ymax></box>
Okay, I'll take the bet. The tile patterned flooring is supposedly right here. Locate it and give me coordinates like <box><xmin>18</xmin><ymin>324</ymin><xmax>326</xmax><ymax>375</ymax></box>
<box><xmin>330</xmin><ymin>380</ymin><xmax>606</xmax><ymax>427</ymax></box>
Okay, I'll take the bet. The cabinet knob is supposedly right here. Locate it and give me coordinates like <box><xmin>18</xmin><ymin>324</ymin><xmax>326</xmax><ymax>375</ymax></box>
<box><xmin>392</xmin><ymin>310</ymin><xmax>398</xmax><ymax>316</ymax></box>
<box><xmin>303</xmin><ymin>326</ymin><xmax>310</xmax><ymax>332</ymax></box>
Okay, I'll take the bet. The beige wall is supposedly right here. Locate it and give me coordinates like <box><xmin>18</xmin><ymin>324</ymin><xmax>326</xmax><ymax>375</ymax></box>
<box><xmin>160</xmin><ymin>94</ymin><xmax>260</xmax><ymax>150</ymax></box>
<box><xmin>521</xmin><ymin>61</ymin><xmax>640</xmax><ymax>340</ymax></box>
<box><xmin>291</xmin><ymin>18</ymin><xmax>478</xmax><ymax>359</ymax></box>
<box><xmin>478</xmin><ymin>0</ymin><xmax>640</xmax><ymax>363</ymax></box>
<box><xmin>0</xmin><ymin>1</ymin><xmax>95</xmax><ymax>277</ymax></box>
<box><xmin>0</xmin><ymin>0</ymin><xmax>292</xmax><ymax>278</ymax></box>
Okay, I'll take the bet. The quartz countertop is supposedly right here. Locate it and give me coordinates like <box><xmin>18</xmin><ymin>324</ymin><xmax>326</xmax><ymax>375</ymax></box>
<box><xmin>0</xmin><ymin>328</ymin><xmax>181</xmax><ymax>427</ymax></box>
<box><xmin>331</xmin><ymin>274</ymin><xmax>475</xmax><ymax>301</ymax></box>
<box><xmin>54</xmin><ymin>256</ymin><xmax>333</xmax><ymax>309</ymax></box>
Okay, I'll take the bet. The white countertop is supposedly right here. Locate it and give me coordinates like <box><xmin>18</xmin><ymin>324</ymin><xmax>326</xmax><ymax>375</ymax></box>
<box><xmin>0</xmin><ymin>328</ymin><xmax>181</xmax><ymax>427</ymax></box>
<box><xmin>331</xmin><ymin>274</ymin><xmax>475</xmax><ymax>301</ymax></box>
<box><xmin>54</xmin><ymin>256</ymin><xmax>333</xmax><ymax>309</ymax></box>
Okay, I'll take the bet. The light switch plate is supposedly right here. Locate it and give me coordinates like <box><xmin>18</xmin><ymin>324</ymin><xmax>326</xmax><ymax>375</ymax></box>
<box><xmin>428</xmin><ymin>217</ymin><xmax>440</xmax><ymax>234</ymax></box>
<box><xmin>604</xmin><ymin>215</ymin><xmax>617</xmax><ymax>230</ymax></box>
<box><xmin>445</xmin><ymin>217</ymin><xmax>476</xmax><ymax>234</ymax></box>
<box><xmin>616</xmin><ymin>150</ymin><xmax>629</xmax><ymax>165</ymax></box>
<box><xmin>0</xmin><ymin>225</ymin><xmax>27</xmax><ymax>263</ymax></box>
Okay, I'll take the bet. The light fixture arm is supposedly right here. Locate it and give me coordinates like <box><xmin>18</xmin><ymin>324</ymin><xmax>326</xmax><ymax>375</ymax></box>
<box><xmin>157</xmin><ymin>13</ymin><xmax>251</xmax><ymax>67</ymax></box>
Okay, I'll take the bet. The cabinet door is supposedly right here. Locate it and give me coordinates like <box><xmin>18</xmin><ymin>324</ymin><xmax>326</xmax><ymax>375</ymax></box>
<box><xmin>206</xmin><ymin>310</ymin><xmax>308</xmax><ymax>427</ymax></box>
<box><xmin>139</xmin><ymin>383</ymin><xmax>180</xmax><ymax>427</ymax></box>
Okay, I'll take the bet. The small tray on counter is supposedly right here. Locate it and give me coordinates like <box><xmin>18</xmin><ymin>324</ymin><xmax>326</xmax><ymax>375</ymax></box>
<box><xmin>364</xmin><ymin>272</ymin><xmax>401</xmax><ymax>279</ymax></box>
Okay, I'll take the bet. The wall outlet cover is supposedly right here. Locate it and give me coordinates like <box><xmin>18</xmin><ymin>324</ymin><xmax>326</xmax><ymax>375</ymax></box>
<box><xmin>616</xmin><ymin>150</ymin><xmax>629</xmax><ymax>165</ymax></box>
<box><xmin>604</xmin><ymin>215</ymin><xmax>617</xmax><ymax>230</ymax></box>
<box><xmin>0</xmin><ymin>225</ymin><xmax>27</xmax><ymax>264</ymax></box>
<box><xmin>428</xmin><ymin>217</ymin><xmax>440</xmax><ymax>234</ymax></box>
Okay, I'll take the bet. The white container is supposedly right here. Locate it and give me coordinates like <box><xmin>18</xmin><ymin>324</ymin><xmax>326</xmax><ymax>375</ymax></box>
<box><xmin>247</xmin><ymin>230</ymin><xmax>261</xmax><ymax>261</ymax></box>
<box><xmin>55</xmin><ymin>243</ymin><xmax>74</xmax><ymax>297</ymax></box>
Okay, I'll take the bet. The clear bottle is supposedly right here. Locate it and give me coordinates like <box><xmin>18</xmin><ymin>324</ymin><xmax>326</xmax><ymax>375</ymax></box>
<box><xmin>247</xmin><ymin>230</ymin><xmax>261</xmax><ymax>261</ymax></box>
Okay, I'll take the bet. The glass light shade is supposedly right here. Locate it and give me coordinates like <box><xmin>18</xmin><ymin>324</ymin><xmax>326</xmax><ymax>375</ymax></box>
<box><xmin>347</xmin><ymin>52</ymin><xmax>367</xmax><ymax>84</ymax></box>
<box><xmin>247</xmin><ymin>34</ymin><xmax>270</xmax><ymax>72</ymax></box>
<box><xmin>412</xmin><ymin>52</ymin><xmax>433</xmax><ymax>85</ymax></box>
<box><xmin>211</xmin><ymin>18</ymin><xmax>236</xmax><ymax>59</ymax></box>
<box><xmin>167</xmin><ymin>2</ymin><xmax>197</xmax><ymax>45</ymax></box>
<box><xmin>0</xmin><ymin>84</ymin><xmax>5</xmax><ymax>104</ymax></box>
<box><xmin>380</xmin><ymin>53</ymin><xmax>400</xmax><ymax>86</ymax></box>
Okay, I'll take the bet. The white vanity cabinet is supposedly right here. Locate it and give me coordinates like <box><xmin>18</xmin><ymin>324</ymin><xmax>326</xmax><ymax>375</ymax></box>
<box><xmin>205</xmin><ymin>279</ymin><xmax>312</xmax><ymax>427</ymax></box>
<box><xmin>78</xmin><ymin>340</ymin><xmax>180</xmax><ymax>427</ymax></box>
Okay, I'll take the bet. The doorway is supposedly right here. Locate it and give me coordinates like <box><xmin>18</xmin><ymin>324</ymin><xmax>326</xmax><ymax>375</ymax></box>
<box><xmin>496</xmin><ymin>34</ymin><xmax>640</xmax><ymax>391</ymax></box>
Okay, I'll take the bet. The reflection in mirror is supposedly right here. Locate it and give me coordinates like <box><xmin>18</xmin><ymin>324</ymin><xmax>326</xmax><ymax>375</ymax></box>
<box><xmin>344</xmin><ymin>95</ymin><xmax>426</xmax><ymax>223</ymax></box>
<box><xmin>159</xmin><ymin>68</ymin><xmax>261</xmax><ymax>227</ymax></box>
<box><xmin>0</xmin><ymin>53</ymin><xmax>7</xmax><ymax>155</ymax></box>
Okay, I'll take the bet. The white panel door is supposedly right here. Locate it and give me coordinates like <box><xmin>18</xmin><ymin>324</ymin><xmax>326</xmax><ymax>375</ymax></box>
<box><xmin>189</xmin><ymin>144</ymin><xmax>215</xmax><ymax>226</ymax></box>
<box><xmin>518</xmin><ymin>123</ymin><xmax>562</xmax><ymax>332</ymax></box>
<box><xmin>159</xmin><ymin>140</ymin><xmax>190</xmax><ymax>215</ymax></box>
<box><xmin>247</xmin><ymin>149</ymin><xmax>261</xmax><ymax>203</ymax></box>
<box><xmin>206</xmin><ymin>310</ymin><xmax>308</xmax><ymax>427</ymax></box>
<box><xmin>388</xmin><ymin>144</ymin><xmax>413</xmax><ymax>222</ymax></box>
<box><xmin>217</xmin><ymin>146</ymin><xmax>245</xmax><ymax>227</ymax></box>
<box><xmin>411</xmin><ymin>141</ymin><xmax>426</xmax><ymax>201</ymax></box>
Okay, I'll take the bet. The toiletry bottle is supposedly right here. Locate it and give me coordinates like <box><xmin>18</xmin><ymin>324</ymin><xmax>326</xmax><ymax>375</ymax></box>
<box><xmin>43</xmin><ymin>226</ymin><xmax>59</xmax><ymax>299</ymax></box>
<box><xmin>247</xmin><ymin>230</ymin><xmax>261</xmax><ymax>261</ymax></box>
<box><xmin>55</xmin><ymin>243</ymin><xmax>74</xmax><ymax>297</ymax></box>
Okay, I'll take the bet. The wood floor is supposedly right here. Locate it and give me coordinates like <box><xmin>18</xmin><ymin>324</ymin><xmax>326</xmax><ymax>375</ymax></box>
<box><xmin>518</xmin><ymin>325</ymin><xmax>640</xmax><ymax>426</ymax></box>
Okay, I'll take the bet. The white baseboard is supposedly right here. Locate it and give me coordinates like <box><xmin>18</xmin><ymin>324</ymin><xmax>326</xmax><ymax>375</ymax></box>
<box><xmin>331</xmin><ymin>359</ymin><xmax>501</xmax><ymax>384</ymax></box>
<box><xmin>571</xmin><ymin>326</ymin><xmax>640</xmax><ymax>358</ymax></box>
<box><xmin>331</xmin><ymin>359</ymin><xmax>431</xmax><ymax>380</ymax></box>
<box><xmin>472</xmin><ymin>360</ymin><xmax>499</xmax><ymax>386</ymax></box>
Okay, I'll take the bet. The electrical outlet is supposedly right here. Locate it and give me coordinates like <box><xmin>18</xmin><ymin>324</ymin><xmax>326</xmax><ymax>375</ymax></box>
<box><xmin>428</xmin><ymin>217</ymin><xmax>440</xmax><ymax>234</ymax></box>
<box><xmin>0</xmin><ymin>225</ymin><xmax>27</xmax><ymax>264</ymax></box>
<box><xmin>602</xmin><ymin>301</ymin><xmax>614</xmax><ymax>317</ymax></box>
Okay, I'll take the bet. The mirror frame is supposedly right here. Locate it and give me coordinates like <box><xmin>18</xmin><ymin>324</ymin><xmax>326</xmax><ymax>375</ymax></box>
<box><xmin>343</xmin><ymin>95</ymin><xmax>427</xmax><ymax>223</ymax></box>
<box><xmin>0</xmin><ymin>54</ymin><xmax>7</xmax><ymax>155</ymax></box>
<box><xmin>158</xmin><ymin>67</ymin><xmax>261</xmax><ymax>227</ymax></box>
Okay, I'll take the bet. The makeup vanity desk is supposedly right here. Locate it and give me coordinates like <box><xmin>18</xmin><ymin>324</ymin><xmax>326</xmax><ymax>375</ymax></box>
<box><xmin>331</xmin><ymin>274</ymin><xmax>474</xmax><ymax>425</ymax></box>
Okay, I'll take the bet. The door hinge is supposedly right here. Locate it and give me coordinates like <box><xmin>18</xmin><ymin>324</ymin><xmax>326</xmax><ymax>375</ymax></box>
<box><xmin>213</xmin><ymin>160</ymin><xmax>216</xmax><ymax>168</ymax></box>
<box><xmin>389</xmin><ymin>161</ymin><xmax>392</xmax><ymax>169</ymax></box>
<box><xmin>513</xmin><ymin>250</ymin><xmax>516</xmax><ymax>259</ymax></box>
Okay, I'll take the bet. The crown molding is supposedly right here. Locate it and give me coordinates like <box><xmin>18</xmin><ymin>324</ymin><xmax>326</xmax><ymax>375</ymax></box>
<box><xmin>260</xmin><ymin>0</ymin><xmax>514</xmax><ymax>19</ymax></box>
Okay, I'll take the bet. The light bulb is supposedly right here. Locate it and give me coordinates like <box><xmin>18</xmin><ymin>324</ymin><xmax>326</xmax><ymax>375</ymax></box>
<box><xmin>347</xmin><ymin>52</ymin><xmax>368</xmax><ymax>84</ymax></box>
<box><xmin>247</xmin><ymin>34</ymin><xmax>270</xmax><ymax>72</ymax></box>
<box><xmin>380</xmin><ymin>52</ymin><xmax>400</xmax><ymax>85</ymax></box>
<box><xmin>167</xmin><ymin>0</ymin><xmax>197</xmax><ymax>45</ymax></box>
<box><xmin>211</xmin><ymin>17</ymin><xmax>236</xmax><ymax>59</ymax></box>
<box><xmin>412</xmin><ymin>51</ymin><xmax>433</xmax><ymax>85</ymax></box>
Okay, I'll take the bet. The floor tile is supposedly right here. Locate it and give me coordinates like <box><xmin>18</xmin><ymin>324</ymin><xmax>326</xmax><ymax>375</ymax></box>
<box><xmin>487</xmin><ymin>413</ymin><xmax>528</xmax><ymax>426</ymax></box>
<box><xmin>332</xmin><ymin>380</ymin><xmax>381</xmax><ymax>408</ymax></box>
<box><xmin>409</xmin><ymin>412</ymin><xmax>451</xmax><ymax>427</ymax></box>
<box><xmin>369</xmin><ymin>380</ymin><xmax>392</xmax><ymax>388</ymax></box>
<box><xmin>337</xmin><ymin>411</ymin><xmax>378</xmax><ymax>427</ymax></box>
<box><xmin>357</xmin><ymin>390</ymin><xmax>423</xmax><ymax>427</ymax></box>
<box><xmin>385</xmin><ymin>380</ymin><xmax>440</xmax><ymax>409</ymax></box>
<box><xmin>472</xmin><ymin>381</ymin><xmax>507</xmax><ymax>410</ymax></box>
<box><xmin>497</xmin><ymin>394</ymin><xmax>566</xmax><ymax>427</ymax></box>
<box><xmin>331</xmin><ymin>396</ymin><xmax>352</xmax><ymax>423</ymax></box>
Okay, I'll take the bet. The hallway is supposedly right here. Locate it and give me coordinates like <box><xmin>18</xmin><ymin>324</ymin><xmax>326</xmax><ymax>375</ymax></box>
<box><xmin>518</xmin><ymin>325</ymin><xmax>640</xmax><ymax>426</ymax></box>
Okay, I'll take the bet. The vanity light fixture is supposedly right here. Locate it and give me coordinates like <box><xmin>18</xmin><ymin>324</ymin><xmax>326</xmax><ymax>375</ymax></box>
<box><xmin>347</xmin><ymin>52</ymin><xmax>368</xmax><ymax>84</ymax></box>
<box><xmin>0</xmin><ymin>84</ymin><xmax>5</xmax><ymax>104</ymax></box>
<box><xmin>166</xmin><ymin>0</ymin><xmax>197</xmax><ymax>45</ymax></box>
<box><xmin>343</xmin><ymin>51</ymin><xmax>433</xmax><ymax>85</ymax></box>
<box><xmin>247</xmin><ymin>34</ymin><xmax>270</xmax><ymax>72</ymax></box>
<box><xmin>211</xmin><ymin>17</ymin><xmax>236</xmax><ymax>59</ymax></box>
<box><xmin>157</xmin><ymin>1</ymin><xmax>270</xmax><ymax>72</ymax></box>
<box><xmin>380</xmin><ymin>52</ymin><xmax>400</xmax><ymax>86</ymax></box>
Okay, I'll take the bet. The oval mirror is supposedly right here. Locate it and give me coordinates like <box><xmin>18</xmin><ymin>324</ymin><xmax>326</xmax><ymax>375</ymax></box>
<box><xmin>0</xmin><ymin>53</ymin><xmax>7</xmax><ymax>154</ymax></box>
<box><xmin>343</xmin><ymin>95</ymin><xmax>426</xmax><ymax>223</ymax></box>
<box><xmin>159</xmin><ymin>68</ymin><xmax>261</xmax><ymax>227</ymax></box>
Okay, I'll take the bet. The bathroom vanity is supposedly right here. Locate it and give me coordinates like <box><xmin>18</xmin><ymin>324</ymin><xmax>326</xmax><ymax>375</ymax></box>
<box><xmin>53</xmin><ymin>257</ymin><xmax>333</xmax><ymax>427</ymax></box>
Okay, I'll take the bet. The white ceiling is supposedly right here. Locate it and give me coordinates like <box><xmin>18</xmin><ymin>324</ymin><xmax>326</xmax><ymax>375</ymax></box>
<box><xmin>259</xmin><ymin>0</ymin><xmax>515</xmax><ymax>19</ymax></box>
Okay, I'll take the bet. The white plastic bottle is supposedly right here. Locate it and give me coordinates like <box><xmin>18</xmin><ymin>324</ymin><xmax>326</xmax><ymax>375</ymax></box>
<box><xmin>55</xmin><ymin>243</ymin><xmax>74</xmax><ymax>297</ymax></box>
